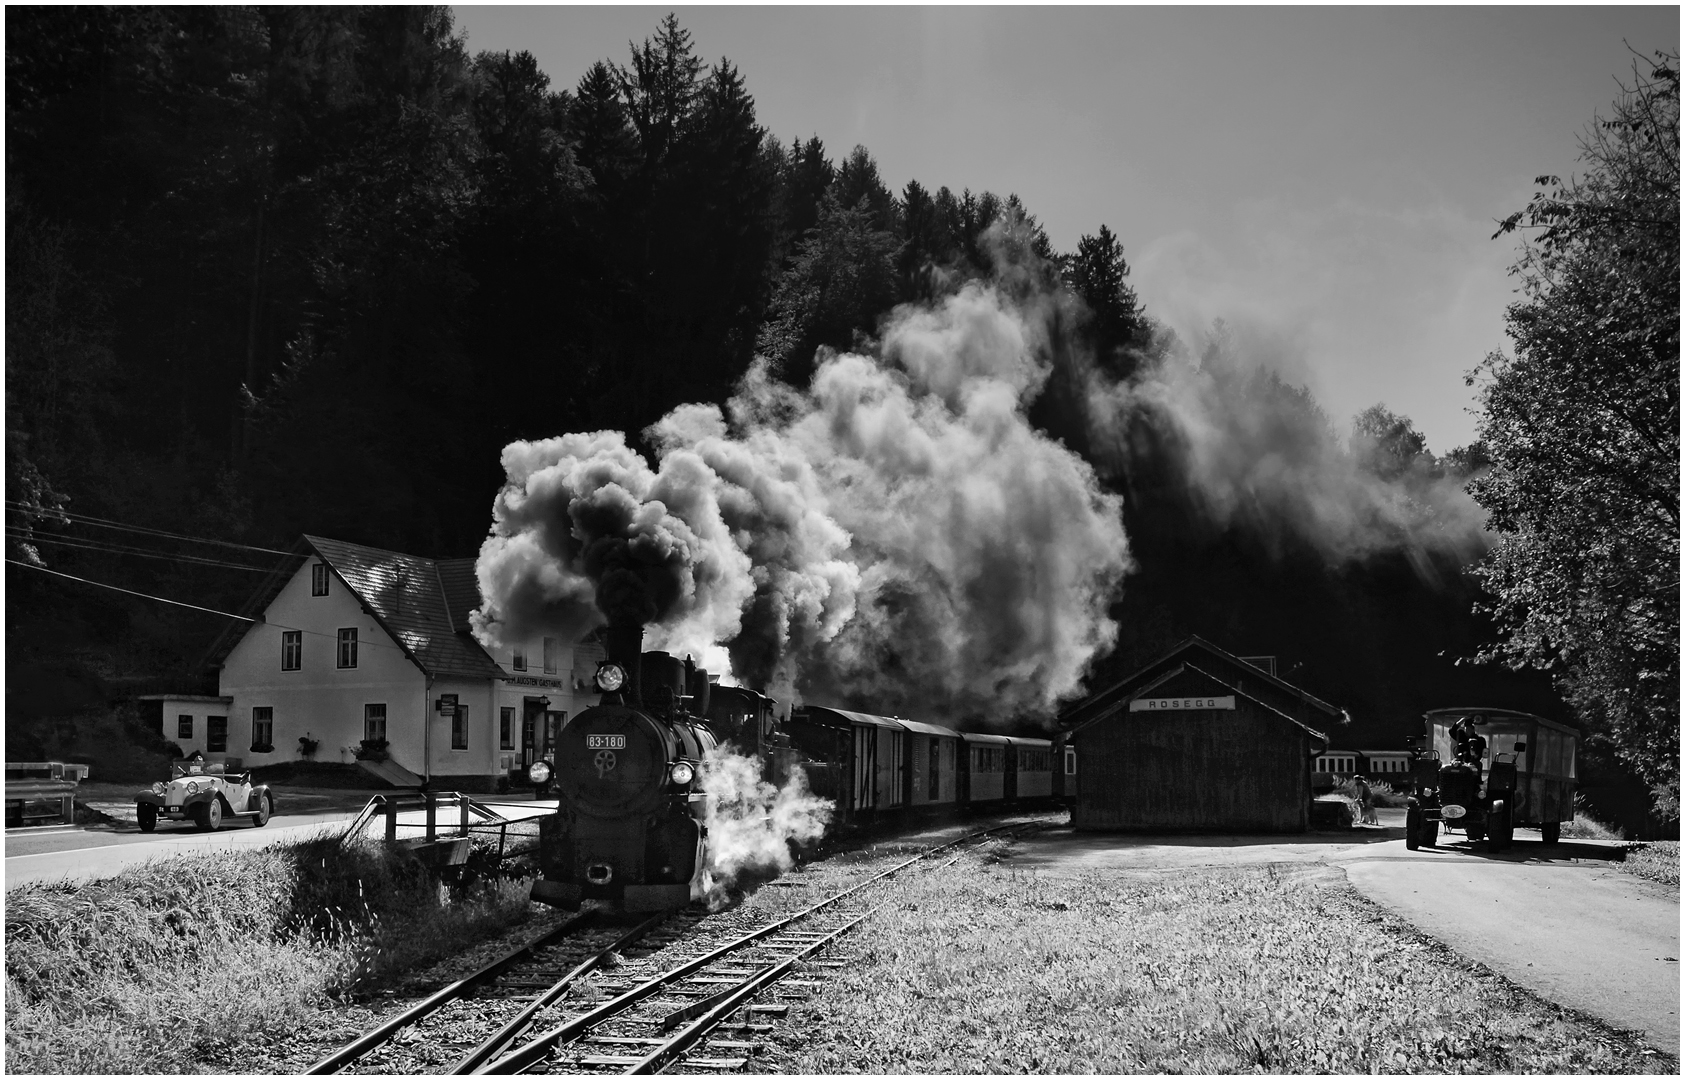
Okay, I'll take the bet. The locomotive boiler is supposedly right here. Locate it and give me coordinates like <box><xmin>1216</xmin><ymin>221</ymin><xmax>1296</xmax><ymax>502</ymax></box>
<box><xmin>526</xmin><ymin>626</ymin><xmax>785</xmax><ymax>912</ymax></box>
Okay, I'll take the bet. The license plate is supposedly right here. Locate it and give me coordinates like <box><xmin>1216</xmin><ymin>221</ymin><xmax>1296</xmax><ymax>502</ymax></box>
<box><xmin>586</xmin><ymin>735</ymin><xmax>625</xmax><ymax>750</ymax></box>
<box><xmin>168</xmin><ymin>806</ymin><xmax>180</xmax><ymax>813</ymax></box>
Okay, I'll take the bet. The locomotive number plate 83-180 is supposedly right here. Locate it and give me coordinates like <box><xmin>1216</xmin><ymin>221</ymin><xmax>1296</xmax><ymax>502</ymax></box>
<box><xmin>586</xmin><ymin>734</ymin><xmax>626</xmax><ymax>750</ymax></box>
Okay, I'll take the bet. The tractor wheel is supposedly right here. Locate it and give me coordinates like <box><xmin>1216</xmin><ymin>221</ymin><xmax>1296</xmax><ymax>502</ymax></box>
<box><xmin>1487</xmin><ymin>800</ymin><xmax>1511</xmax><ymax>853</ymax></box>
<box><xmin>250</xmin><ymin>791</ymin><xmax>272</xmax><ymax>827</ymax></box>
<box><xmin>137</xmin><ymin>804</ymin><xmax>157</xmax><ymax>833</ymax></box>
<box><xmin>1419</xmin><ymin>818</ymin><xmax>1438</xmax><ymax>847</ymax></box>
<box><xmin>1405</xmin><ymin>804</ymin><xmax>1421</xmax><ymax>850</ymax></box>
<box><xmin>1541</xmin><ymin>820</ymin><xmax>1560</xmax><ymax>845</ymax></box>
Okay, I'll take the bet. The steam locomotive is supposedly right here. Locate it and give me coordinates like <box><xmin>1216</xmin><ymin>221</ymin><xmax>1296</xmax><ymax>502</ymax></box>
<box><xmin>524</xmin><ymin>626</ymin><xmax>1056</xmax><ymax>912</ymax></box>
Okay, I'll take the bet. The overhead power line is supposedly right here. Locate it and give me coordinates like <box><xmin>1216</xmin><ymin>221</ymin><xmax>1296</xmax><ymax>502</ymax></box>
<box><xmin>2</xmin><ymin>501</ymin><xmax>299</xmax><ymax>558</ymax></box>
<box><xmin>5</xmin><ymin>529</ymin><xmax>280</xmax><ymax>573</ymax></box>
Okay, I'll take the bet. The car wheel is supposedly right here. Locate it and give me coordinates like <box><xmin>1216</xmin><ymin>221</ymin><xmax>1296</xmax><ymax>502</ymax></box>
<box><xmin>137</xmin><ymin>804</ymin><xmax>157</xmax><ymax>833</ymax></box>
<box><xmin>250</xmin><ymin>791</ymin><xmax>272</xmax><ymax>827</ymax></box>
<box><xmin>1541</xmin><ymin>820</ymin><xmax>1560</xmax><ymax>845</ymax></box>
<box><xmin>1405</xmin><ymin>803</ymin><xmax>1421</xmax><ymax>851</ymax></box>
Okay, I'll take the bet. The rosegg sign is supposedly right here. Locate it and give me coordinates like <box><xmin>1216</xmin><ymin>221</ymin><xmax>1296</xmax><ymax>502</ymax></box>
<box><xmin>1129</xmin><ymin>696</ymin><xmax>1237</xmax><ymax>711</ymax></box>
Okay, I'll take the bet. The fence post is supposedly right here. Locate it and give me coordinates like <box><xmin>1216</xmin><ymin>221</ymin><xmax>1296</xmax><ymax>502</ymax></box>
<box><xmin>382</xmin><ymin>796</ymin><xmax>396</xmax><ymax>843</ymax></box>
<box><xmin>425</xmin><ymin>791</ymin><xmax>437</xmax><ymax>842</ymax></box>
<box><xmin>460</xmin><ymin>793</ymin><xmax>470</xmax><ymax>837</ymax></box>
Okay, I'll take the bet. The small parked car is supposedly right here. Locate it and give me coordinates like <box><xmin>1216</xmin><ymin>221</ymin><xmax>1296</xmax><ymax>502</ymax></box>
<box><xmin>135</xmin><ymin>755</ymin><xmax>274</xmax><ymax>833</ymax></box>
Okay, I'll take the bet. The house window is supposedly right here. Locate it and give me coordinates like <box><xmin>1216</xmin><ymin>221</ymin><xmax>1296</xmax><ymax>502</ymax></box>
<box><xmin>178</xmin><ymin>714</ymin><xmax>193</xmax><ymax>740</ymax></box>
<box><xmin>338</xmin><ymin>628</ymin><xmax>358</xmax><ymax>668</ymax></box>
<box><xmin>364</xmin><ymin>703</ymin><xmax>387</xmax><ymax>743</ymax></box>
<box><xmin>282</xmin><ymin>631</ymin><xmax>302</xmax><ymax>671</ymax></box>
<box><xmin>452</xmin><ymin>706</ymin><xmax>469</xmax><ymax>751</ymax></box>
<box><xmin>543</xmin><ymin>637</ymin><xmax>559</xmax><ymax>675</ymax></box>
<box><xmin>312</xmin><ymin>563</ymin><xmax>330</xmax><ymax>596</ymax></box>
<box><xmin>252</xmin><ymin>707</ymin><xmax>274</xmax><ymax>751</ymax></box>
<box><xmin>500</xmin><ymin>707</ymin><xmax>515</xmax><ymax>750</ymax></box>
<box><xmin>512</xmin><ymin>644</ymin><xmax>526</xmax><ymax>672</ymax></box>
<box><xmin>207</xmin><ymin>716</ymin><xmax>228</xmax><ymax>753</ymax></box>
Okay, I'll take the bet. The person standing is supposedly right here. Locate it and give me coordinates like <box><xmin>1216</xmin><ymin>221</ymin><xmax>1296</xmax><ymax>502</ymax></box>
<box><xmin>1356</xmin><ymin>774</ymin><xmax>1378</xmax><ymax>825</ymax></box>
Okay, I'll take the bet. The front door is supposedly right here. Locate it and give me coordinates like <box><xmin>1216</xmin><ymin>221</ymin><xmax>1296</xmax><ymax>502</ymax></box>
<box><xmin>521</xmin><ymin>699</ymin><xmax>546</xmax><ymax>769</ymax></box>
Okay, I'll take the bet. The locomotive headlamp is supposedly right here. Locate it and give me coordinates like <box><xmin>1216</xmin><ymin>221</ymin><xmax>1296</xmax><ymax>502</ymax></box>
<box><xmin>669</xmin><ymin>761</ymin><xmax>695</xmax><ymax>786</ymax></box>
<box><xmin>595</xmin><ymin>663</ymin><xmax>627</xmax><ymax>693</ymax></box>
<box><xmin>527</xmin><ymin>760</ymin><xmax>552</xmax><ymax>785</ymax></box>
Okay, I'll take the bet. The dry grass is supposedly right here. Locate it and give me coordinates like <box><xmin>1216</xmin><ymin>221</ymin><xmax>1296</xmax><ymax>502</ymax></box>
<box><xmin>1562</xmin><ymin>810</ymin><xmax>1624</xmax><ymax>840</ymax></box>
<box><xmin>4</xmin><ymin>835</ymin><xmax>533</xmax><ymax>1074</ymax></box>
<box><xmin>781</xmin><ymin>857</ymin><xmax>1670</xmax><ymax>1074</ymax></box>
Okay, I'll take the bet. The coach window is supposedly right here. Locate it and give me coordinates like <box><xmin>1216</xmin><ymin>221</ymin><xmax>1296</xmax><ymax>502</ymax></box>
<box><xmin>178</xmin><ymin>714</ymin><xmax>193</xmax><ymax>740</ymax></box>
<box><xmin>337</xmin><ymin>628</ymin><xmax>358</xmax><ymax>669</ymax></box>
<box><xmin>452</xmin><ymin>706</ymin><xmax>469</xmax><ymax>751</ymax></box>
<box><xmin>312</xmin><ymin>563</ymin><xmax>330</xmax><ymax>596</ymax></box>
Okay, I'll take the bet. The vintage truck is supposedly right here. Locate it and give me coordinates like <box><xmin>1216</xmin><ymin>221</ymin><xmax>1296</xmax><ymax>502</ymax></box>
<box><xmin>1403</xmin><ymin>708</ymin><xmax>1578</xmax><ymax>852</ymax></box>
<box><xmin>135</xmin><ymin>755</ymin><xmax>274</xmax><ymax>832</ymax></box>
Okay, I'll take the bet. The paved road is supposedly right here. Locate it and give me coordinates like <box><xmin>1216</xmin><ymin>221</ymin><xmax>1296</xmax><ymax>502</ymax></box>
<box><xmin>1006</xmin><ymin>810</ymin><xmax>1679</xmax><ymax>1057</ymax></box>
<box><xmin>4</xmin><ymin>799</ymin><xmax>560</xmax><ymax>889</ymax></box>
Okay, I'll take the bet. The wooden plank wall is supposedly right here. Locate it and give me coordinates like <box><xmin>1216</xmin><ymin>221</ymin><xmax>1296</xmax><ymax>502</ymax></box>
<box><xmin>1075</xmin><ymin>698</ymin><xmax>1311</xmax><ymax>833</ymax></box>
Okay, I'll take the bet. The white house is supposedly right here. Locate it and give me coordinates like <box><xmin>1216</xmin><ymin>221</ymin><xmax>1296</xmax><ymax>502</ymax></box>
<box><xmin>145</xmin><ymin>536</ymin><xmax>604</xmax><ymax>790</ymax></box>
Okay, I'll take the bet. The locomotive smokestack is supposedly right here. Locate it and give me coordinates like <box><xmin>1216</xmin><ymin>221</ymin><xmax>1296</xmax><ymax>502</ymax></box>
<box><xmin>606</xmin><ymin>624</ymin><xmax>645</xmax><ymax>708</ymax></box>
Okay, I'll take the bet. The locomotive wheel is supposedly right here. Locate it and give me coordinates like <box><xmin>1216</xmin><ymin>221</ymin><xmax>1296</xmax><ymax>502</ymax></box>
<box><xmin>137</xmin><ymin>804</ymin><xmax>157</xmax><ymax>833</ymax></box>
<box><xmin>1541</xmin><ymin>821</ymin><xmax>1560</xmax><ymax>845</ymax></box>
<box><xmin>1405</xmin><ymin>804</ymin><xmax>1421</xmax><ymax>850</ymax></box>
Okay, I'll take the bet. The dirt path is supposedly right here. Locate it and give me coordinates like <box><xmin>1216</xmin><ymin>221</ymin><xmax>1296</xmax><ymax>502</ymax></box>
<box><xmin>1004</xmin><ymin>812</ymin><xmax>1678</xmax><ymax>1056</ymax></box>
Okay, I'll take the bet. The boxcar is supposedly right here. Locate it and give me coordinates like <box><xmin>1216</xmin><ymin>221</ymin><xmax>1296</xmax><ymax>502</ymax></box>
<box><xmin>786</xmin><ymin>706</ymin><xmax>907</xmax><ymax>823</ymax></box>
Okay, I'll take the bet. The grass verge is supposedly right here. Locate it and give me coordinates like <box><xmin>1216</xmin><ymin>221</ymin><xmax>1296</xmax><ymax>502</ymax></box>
<box><xmin>781</xmin><ymin>858</ymin><xmax>1670</xmax><ymax>1074</ymax></box>
<box><xmin>1618</xmin><ymin>841</ymin><xmax>1680</xmax><ymax>887</ymax></box>
<box><xmin>5</xmin><ymin>836</ymin><xmax>532</xmax><ymax>1073</ymax></box>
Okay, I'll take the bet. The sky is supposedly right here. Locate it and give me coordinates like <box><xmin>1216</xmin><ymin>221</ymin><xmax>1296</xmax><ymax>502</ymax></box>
<box><xmin>452</xmin><ymin>5</ymin><xmax>1678</xmax><ymax>452</ymax></box>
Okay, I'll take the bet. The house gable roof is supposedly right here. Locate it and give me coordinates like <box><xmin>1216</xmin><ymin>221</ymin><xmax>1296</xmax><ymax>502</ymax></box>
<box><xmin>1060</xmin><ymin>635</ymin><xmax>1346</xmax><ymax>738</ymax></box>
<box><xmin>203</xmin><ymin>536</ymin><xmax>505</xmax><ymax>681</ymax></box>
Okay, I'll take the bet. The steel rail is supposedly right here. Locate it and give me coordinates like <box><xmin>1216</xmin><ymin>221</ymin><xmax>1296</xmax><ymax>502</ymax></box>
<box><xmin>625</xmin><ymin>828</ymin><xmax>1027</xmax><ymax>1074</ymax></box>
<box><xmin>305</xmin><ymin>909</ymin><xmax>597</xmax><ymax>1074</ymax></box>
<box><xmin>449</xmin><ymin>910</ymin><xmax>672</xmax><ymax>1074</ymax></box>
<box><xmin>481</xmin><ymin>822</ymin><xmax>1029</xmax><ymax>1074</ymax></box>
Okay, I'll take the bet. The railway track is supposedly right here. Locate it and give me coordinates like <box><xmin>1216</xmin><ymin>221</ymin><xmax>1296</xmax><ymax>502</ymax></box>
<box><xmin>311</xmin><ymin>820</ymin><xmax>1036</xmax><ymax>1075</ymax></box>
<box><xmin>482</xmin><ymin>821</ymin><xmax>1036</xmax><ymax>1074</ymax></box>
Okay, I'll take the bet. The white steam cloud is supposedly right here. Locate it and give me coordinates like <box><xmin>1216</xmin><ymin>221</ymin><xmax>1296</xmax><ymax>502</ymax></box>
<box><xmin>1082</xmin><ymin>323</ymin><xmax>1488</xmax><ymax>576</ymax></box>
<box><xmin>473</xmin><ymin>281</ymin><xmax>1132</xmax><ymax>721</ymax></box>
<box><xmin>695</xmin><ymin>745</ymin><xmax>831</xmax><ymax>906</ymax></box>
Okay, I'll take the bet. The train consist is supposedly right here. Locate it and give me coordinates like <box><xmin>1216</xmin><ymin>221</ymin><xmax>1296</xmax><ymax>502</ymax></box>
<box><xmin>526</xmin><ymin>628</ymin><xmax>1055</xmax><ymax>912</ymax></box>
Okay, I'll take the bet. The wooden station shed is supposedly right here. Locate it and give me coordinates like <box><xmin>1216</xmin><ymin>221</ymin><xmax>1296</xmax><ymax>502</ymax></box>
<box><xmin>1058</xmin><ymin>637</ymin><xmax>1346</xmax><ymax>833</ymax></box>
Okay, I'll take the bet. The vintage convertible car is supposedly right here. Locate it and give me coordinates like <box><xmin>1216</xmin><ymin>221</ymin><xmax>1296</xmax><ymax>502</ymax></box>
<box><xmin>135</xmin><ymin>756</ymin><xmax>274</xmax><ymax>832</ymax></box>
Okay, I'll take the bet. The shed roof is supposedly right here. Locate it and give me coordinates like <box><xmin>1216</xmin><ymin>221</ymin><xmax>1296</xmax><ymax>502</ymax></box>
<box><xmin>201</xmin><ymin>536</ymin><xmax>506</xmax><ymax>681</ymax></box>
<box><xmin>1060</xmin><ymin>635</ymin><xmax>1346</xmax><ymax>734</ymax></box>
<box><xmin>1424</xmin><ymin>708</ymin><xmax>1579</xmax><ymax>737</ymax></box>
